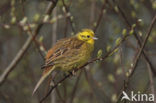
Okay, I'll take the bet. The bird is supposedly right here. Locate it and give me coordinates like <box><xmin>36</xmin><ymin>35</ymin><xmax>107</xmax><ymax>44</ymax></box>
<box><xmin>32</xmin><ymin>29</ymin><xmax>97</xmax><ymax>95</ymax></box>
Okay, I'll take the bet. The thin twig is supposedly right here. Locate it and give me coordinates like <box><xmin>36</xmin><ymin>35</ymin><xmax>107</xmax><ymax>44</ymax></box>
<box><xmin>116</xmin><ymin>14</ymin><xmax>156</xmax><ymax>102</ymax></box>
<box><xmin>39</xmin><ymin>73</ymin><xmax>70</xmax><ymax>103</ymax></box>
<box><xmin>111</xmin><ymin>0</ymin><xmax>156</xmax><ymax>75</ymax></box>
<box><xmin>129</xmin><ymin>15</ymin><xmax>156</xmax><ymax>78</ymax></box>
<box><xmin>146</xmin><ymin>62</ymin><xmax>156</xmax><ymax>103</ymax></box>
<box><xmin>55</xmin><ymin>86</ymin><xmax>66</xmax><ymax>103</ymax></box>
<box><xmin>69</xmin><ymin>71</ymin><xmax>82</xmax><ymax>103</ymax></box>
<box><xmin>0</xmin><ymin>0</ymin><xmax>58</xmax><ymax>86</ymax></box>
<box><xmin>84</xmin><ymin>69</ymin><xmax>111</xmax><ymax>103</ymax></box>
<box><xmin>62</xmin><ymin>0</ymin><xmax>73</xmax><ymax>37</ymax></box>
<box><xmin>93</xmin><ymin>0</ymin><xmax>107</xmax><ymax>32</ymax></box>
<box><xmin>20</xmin><ymin>0</ymin><xmax>46</xmax><ymax>59</ymax></box>
<box><xmin>62</xmin><ymin>0</ymin><xmax>75</xmax><ymax>33</ymax></box>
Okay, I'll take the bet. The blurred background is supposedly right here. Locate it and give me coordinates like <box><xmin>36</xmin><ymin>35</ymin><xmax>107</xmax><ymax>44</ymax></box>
<box><xmin>0</xmin><ymin>0</ymin><xmax>156</xmax><ymax>103</ymax></box>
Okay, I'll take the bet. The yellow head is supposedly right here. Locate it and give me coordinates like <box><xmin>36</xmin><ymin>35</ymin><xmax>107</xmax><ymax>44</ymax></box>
<box><xmin>77</xmin><ymin>29</ymin><xmax>98</xmax><ymax>45</ymax></box>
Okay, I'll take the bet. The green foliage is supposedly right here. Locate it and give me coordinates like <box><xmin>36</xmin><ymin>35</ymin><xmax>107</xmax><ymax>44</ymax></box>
<box><xmin>107</xmin><ymin>74</ymin><xmax>115</xmax><ymax>83</ymax></box>
<box><xmin>122</xmin><ymin>28</ymin><xmax>127</xmax><ymax>36</ymax></box>
<box><xmin>0</xmin><ymin>0</ymin><xmax>155</xmax><ymax>103</ymax></box>
<box><xmin>152</xmin><ymin>1</ymin><xmax>156</xmax><ymax>9</ymax></box>
<box><xmin>115</xmin><ymin>37</ymin><xmax>121</xmax><ymax>45</ymax></box>
<box><xmin>129</xmin><ymin>29</ymin><xmax>134</xmax><ymax>35</ymax></box>
<box><xmin>97</xmin><ymin>49</ymin><xmax>103</xmax><ymax>58</ymax></box>
<box><xmin>33</xmin><ymin>13</ymin><xmax>40</xmax><ymax>22</ymax></box>
<box><xmin>106</xmin><ymin>45</ymin><xmax>111</xmax><ymax>52</ymax></box>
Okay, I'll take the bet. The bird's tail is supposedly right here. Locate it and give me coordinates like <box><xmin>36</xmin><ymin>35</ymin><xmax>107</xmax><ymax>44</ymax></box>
<box><xmin>32</xmin><ymin>66</ymin><xmax>55</xmax><ymax>95</ymax></box>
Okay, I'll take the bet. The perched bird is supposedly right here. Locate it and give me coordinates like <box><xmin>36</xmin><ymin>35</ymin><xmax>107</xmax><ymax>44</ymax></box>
<box><xmin>32</xmin><ymin>29</ymin><xmax>97</xmax><ymax>95</ymax></box>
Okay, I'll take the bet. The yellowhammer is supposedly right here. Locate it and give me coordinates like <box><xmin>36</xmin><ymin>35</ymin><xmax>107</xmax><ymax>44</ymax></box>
<box><xmin>33</xmin><ymin>29</ymin><xmax>97</xmax><ymax>95</ymax></box>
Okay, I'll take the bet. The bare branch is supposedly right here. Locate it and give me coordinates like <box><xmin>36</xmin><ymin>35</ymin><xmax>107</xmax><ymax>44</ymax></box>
<box><xmin>111</xmin><ymin>0</ymin><xmax>156</xmax><ymax>75</ymax></box>
<box><xmin>116</xmin><ymin>14</ymin><xmax>156</xmax><ymax>102</ymax></box>
<box><xmin>62</xmin><ymin>0</ymin><xmax>75</xmax><ymax>33</ymax></box>
<box><xmin>69</xmin><ymin>71</ymin><xmax>82</xmax><ymax>103</ymax></box>
<box><xmin>93</xmin><ymin>0</ymin><xmax>107</xmax><ymax>32</ymax></box>
<box><xmin>0</xmin><ymin>0</ymin><xmax>58</xmax><ymax>85</ymax></box>
<box><xmin>146</xmin><ymin>63</ymin><xmax>156</xmax><ymax>103</ymax></box>
<box><xmin>129</xmin><ymin>15</ymin><xmax>156</xmax><ymax>78</ymax></box>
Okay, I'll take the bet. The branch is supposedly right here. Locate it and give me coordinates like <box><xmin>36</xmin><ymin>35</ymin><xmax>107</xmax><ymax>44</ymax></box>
<box><xmin>146</xmin><ymin>63</ymin><xmax>156</xmax><ymax>103</ymax></box>
<box><xmin>93</xmin><ymin>0</ymin><xmax>107</xmax><ymax>32</ymax></box>
<box><xmin>0</xmin><ymin>0</ymin><xmax>58</xmax><ymax>85</ymax></box>
<box><xmin>116</xmin><ymin>14</ymin><xmax>156</xmax><ymax>102</ymax></box>
<box><xmin>111</xmin><ymin>0</ymin><xmax>156</xmax><ymax>75</ymax></box>
<box><xmin>129</xmin><ymin>15</ymin><xmax>156</xmax><ymax>78</ymax></box>
<box><xmin>69</xmin><ymin>71</ymin><xmax>82</xmax><ymax>103</ymax></box>
<box><xmin>62</xmin><ymin>0</ymin><xmax>75</xmax><ymax>33</ymax></box>
<box><xmin>39</xmin><ymin>28</ymin><xmax>129</xmax><ymax>102</ymax></box>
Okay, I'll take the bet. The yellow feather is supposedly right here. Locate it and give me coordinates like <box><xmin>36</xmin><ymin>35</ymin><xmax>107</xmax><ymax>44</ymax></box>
<box><xmin>32</xmin><ymin>29</ymin><xmax>97</xmax><ymax>95</ymax></box>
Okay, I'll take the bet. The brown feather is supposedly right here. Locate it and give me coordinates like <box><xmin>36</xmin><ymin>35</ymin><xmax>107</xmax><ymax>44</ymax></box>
<box><xmin>33</xmin><ymin>37</ymin><xmax>88</xmax><ymax>95</ymax></box>
<box><xmin>43</xmin><ymin>37</ymin><xmax>84</xmax><ymax>74</ymax></box>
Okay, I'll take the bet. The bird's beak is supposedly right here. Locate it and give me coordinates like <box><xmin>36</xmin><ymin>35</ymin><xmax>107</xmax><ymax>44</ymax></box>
<box><xmin>92</xmin><ymin>37</ymin><xmax>98</xmax><ymax>40</ymax></box>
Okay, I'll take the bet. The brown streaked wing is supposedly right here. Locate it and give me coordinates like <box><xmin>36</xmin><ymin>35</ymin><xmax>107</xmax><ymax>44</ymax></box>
<box><xmin>42</xmin><ymin>37</ymin><xmax>84</xmax><ymax>70</ymax></box>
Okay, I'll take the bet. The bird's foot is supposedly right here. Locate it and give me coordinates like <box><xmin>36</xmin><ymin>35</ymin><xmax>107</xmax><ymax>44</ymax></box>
<box><xmin>68</xmin><ymin>70</ymin><xmax>76</xmax><ymax>76</ymax></box>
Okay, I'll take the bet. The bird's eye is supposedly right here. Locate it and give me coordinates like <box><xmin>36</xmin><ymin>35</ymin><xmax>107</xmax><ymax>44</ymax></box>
<box><xmin>87</xmin><ymin>35</ymin><xmax>90</xmax><ymax>38</ymax></box>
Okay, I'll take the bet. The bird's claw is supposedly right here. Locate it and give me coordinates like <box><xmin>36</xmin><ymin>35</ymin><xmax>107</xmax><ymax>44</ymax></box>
<box><xmin>68</xmin><ymin>70</ymin><xmax>76</xmax><ymax>76</ymax></box>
